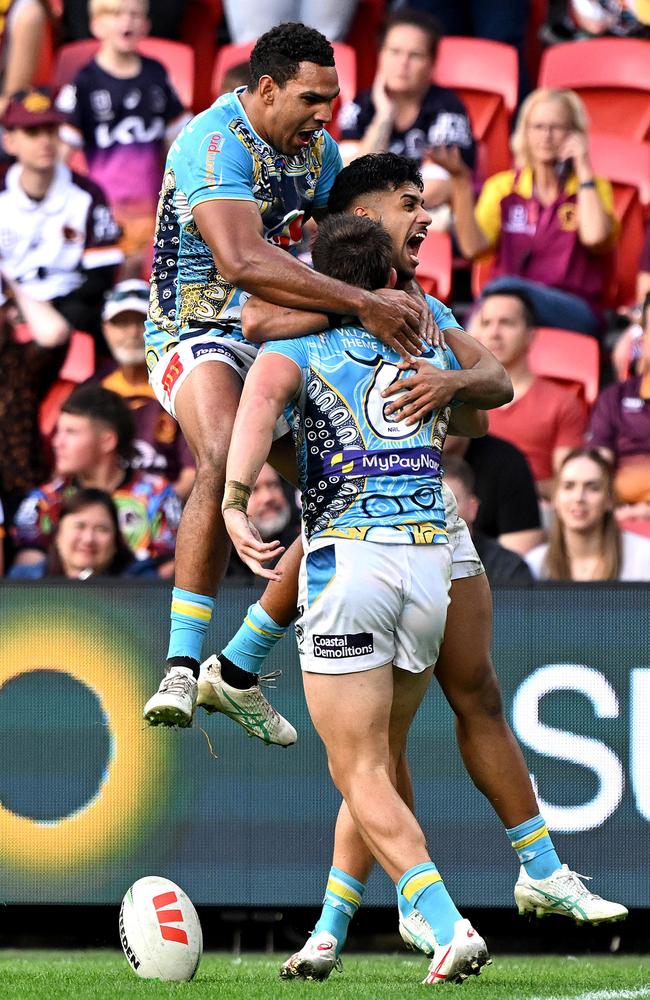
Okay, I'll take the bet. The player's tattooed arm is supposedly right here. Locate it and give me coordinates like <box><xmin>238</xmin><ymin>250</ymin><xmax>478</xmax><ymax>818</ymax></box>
<box><xmin>193</xmin><ymin>200</ymin><xmax>427</xmax><ymax>358</ymax></box>
<box><xmin>241</xmin><ymin>296</ymin><xmax>328</xmax><ymax>342</ymax></box>
<box><xmin>222</xmin><ymin>353</ymin><xmax>301</xmax><ymax>580</ymax></box>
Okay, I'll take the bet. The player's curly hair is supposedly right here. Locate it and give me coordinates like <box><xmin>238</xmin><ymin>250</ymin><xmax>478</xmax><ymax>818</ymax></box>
<box><xmin>311</xmin><ymin>215</ymin><xmax>393</xmax><ymax>290</ymax></box>
<box><xmin>327</xmin><ymin>153</ymin><xmax>424</xmax><ymax>214</ymax></box>
<box><xmin>249</xmin><ymin>23</ymin><xmax>335</xmax><ymax>89</ymax></box>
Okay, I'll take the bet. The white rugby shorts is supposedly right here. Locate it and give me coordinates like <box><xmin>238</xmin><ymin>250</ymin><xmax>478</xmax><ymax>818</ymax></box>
<box><xmin>441</xmin><ymin>479</ymin><xmax>485</xmax><ymax>581</ymax></box>
<box><xmin>149</xmin><ymin>332</ymin><xmax>288</xmax><ymax>438</ymax></box>
<box><xmin>295</xmin><ymin>537</ymin><xmax>452</xmax><ymax>675</ymax></box>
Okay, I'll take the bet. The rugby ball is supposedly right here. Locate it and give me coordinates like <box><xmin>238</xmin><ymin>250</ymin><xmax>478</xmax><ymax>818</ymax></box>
<box><xmin>119</xmin><ymin>876</ymin><xmax>202</xmax><ymax>981</ymax></box>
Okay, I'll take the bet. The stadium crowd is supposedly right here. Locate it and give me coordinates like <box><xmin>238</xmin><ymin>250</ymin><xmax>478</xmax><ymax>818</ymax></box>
<box><xmin>0</xmin><ymin>0</ymin><xmax>649</xmax><ymax>585</ymax></box>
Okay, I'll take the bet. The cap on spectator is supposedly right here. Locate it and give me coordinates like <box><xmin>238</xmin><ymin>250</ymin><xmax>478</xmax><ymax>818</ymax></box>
<box><xmin>1</xmin><ymin>87</ymin><xmax>65</xmax><ymax>130</ymax></box>
<box><xmin>102</xmin><ymin>279</ymin><xmax>150</xmax><ymax>322</ymax></box>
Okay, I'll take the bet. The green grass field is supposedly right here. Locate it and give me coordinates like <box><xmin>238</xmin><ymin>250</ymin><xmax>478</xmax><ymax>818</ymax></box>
<box><xmin>0</xmin><ymin>952</ymin><xmax>649</xmax><ymax>1000</ymax></box>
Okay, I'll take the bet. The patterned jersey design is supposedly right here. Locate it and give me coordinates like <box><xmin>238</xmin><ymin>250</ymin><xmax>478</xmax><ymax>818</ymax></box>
<box><xmin>264</xmin><ymin>317</ymin><xmax>461</xmax><ymax>544</ymax></box>
<box><xmin>145</xmin><ymin>88</ymin><xmax>342</xmax><ymax>370</ymax></box>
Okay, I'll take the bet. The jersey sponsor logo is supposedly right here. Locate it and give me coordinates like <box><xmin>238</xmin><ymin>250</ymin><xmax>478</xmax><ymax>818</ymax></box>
<box><xmin>161</xmin><ymin>351</ymin><xmax>183</xmax><ymax>396</ymax></box>
<box><xmin>204</xmin><ymin>131</ymin><xmax>223</xmax><ymax>183</ymax></box>
<box><xmin>323</xmin><ymin>446</ymin><xmax>442</xmax><ymax>479</ymax></box>
<box><xmin>95</xmin><ymin>115</ymin><xmax>165</xmax><ymax>148</ymax></box>
<box><xmin>189</xmin><ymin>341</ymin><xmax>244</xmax><ymax>366</ymax></box>
<box><xmin>313</xmin><ymin>632</ymin><xmax>374</xmax><ymax>658</ymax></box>
<box><xmin>268</xmin><ymin>209</ymin><xmax>305</xmax><ymax>250</ymax></box>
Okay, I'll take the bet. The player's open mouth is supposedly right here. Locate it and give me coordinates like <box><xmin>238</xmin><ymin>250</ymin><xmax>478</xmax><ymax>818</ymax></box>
<box><xmin>296</xmin><ymin>130</ymin><xmax>315</xmax><ymax>145</ymax></box>
<box><xmin>406</xmin><ymin>231</ymin><xmax>426</xmax><ymax>264</ymax></box>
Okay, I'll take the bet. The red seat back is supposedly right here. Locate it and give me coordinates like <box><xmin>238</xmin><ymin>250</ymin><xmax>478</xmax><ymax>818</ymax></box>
<box><xmin>528</xmin><ymin>326</ymin><xmax>600</xmax><ymax>406</ymax></box>
<box><xmin>55</xmin><ymin>38</ymin><xmax>194</xmax><ymax>109</ymax></box>
<box><xmin>538</xmin><ymin>39</ymin><xmax>650</xmax><ymax>142</ymax></box>
<box><xmin>416</xmin><ymin>231</ymin><xmax>453</xmax><ymax>303</ymax></box>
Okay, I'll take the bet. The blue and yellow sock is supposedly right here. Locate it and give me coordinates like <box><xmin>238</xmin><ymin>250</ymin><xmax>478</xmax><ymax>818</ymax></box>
<box><xmin>313</xmin><ymin>867</ymin><xmax>365</xmax><ymax>955</ymax></box>
<box><xmin>398</xmin><ymin>863</ymin><xmax>461</xmax><ymax>946</ymax></box>
<box><xmin>167</xmin><ymin>587</ymin><xmax>214</xmax><ymax>668</ymax></box>
<box><xmin>507</xmin><ymin>814</ymin><xmax>561</xmax><ymax>880</ymax></box>
<box><xmin>221</xmin><ymin>602</ymin><xmax>288</xmax><ymax>676</ymax></box>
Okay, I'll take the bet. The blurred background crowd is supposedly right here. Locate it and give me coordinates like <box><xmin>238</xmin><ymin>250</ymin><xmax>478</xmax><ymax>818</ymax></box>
<box><xmin>0</xmin><ymin>0</ymin><xmax>649</xmax><ymax>586</ymax></box>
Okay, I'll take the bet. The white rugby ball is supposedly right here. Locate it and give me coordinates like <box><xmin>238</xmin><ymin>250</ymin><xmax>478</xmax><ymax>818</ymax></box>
<box><xmin>120</xmin><ymin>875</ymin><xmax>202</xmax><ymax>981</ymax></box>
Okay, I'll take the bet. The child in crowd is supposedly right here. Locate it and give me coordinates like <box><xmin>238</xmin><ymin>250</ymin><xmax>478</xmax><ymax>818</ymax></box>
<box><xmin>57</xmin><ymin>0</ymin><xmax>190</xmax><ymax>265</ymax></box>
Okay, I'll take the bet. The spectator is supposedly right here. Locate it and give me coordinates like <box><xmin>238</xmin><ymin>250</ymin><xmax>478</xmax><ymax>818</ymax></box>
<box><xmin>526</xmin><ymin>448</ymin><xmax>650</xmax><ymax>580</ymax></box>
<box><xmin>0</xmin><ymin>495</ymin><xmax>5</xmax><ymax>576</ymax></box>
<box><xmin>436</xmin><ymin>87</ymin><xmax>617</xmax><ymax>336</ymax></box>
<box><xmin>226</xmin><ymin>463</ymin><xmax>299</xmax><ymax>578</ymax></box>
<box><xmin>61</xmin><ymin>0</ymin><xmax>189</xmax><ymax>40</ymax></box>
<box><xmin>0</xmin><ymin>87</ymin><xmax>123</xmax><ymax>348</ymax></box>
<box><xmin>444</xmin><ymin>432</ymin><xmax>544</xmax><ymax>556</ymax></box>
<box><xmin>543</xmin><ymin>0</ymin><xmax>650</xmax><ymax>42</ymax></box>
<box><xmin>472</xmin><ymin>289</ymin><xmax>589</xmax><ymax>499</ymax></box>
<box><xmin>11</xmin><ymin>384</ymin><xmax>180</xmax><ymax>574</ymax></box>
<box><xmin>0</xmin><ymin>276</ymin><xmax>72</xmax><ymax>526</ymax></box>
<box><xmin>96</xmin><ymin>279</ymin><xmax>195</xmax><ymax>501</ymax></box>
<box><xmin>443</xmin><ymin>454</ymin><xmax>533</xmax><ymax>584</ymax></box>
<box><xmin>0</xmin><ymin>0</ymin><xmax>52</xmax><ymax>117</ymax></box>
<box><xmin>57</xmin><ymin>0</ymin><xmax>190</xmax><ymax>268</ymax></box>
<box><xmin>222</xmin><ymin>4</ymin><xmax>358</xmax><ymax>43</ymax></box>
<box><xmin>338</xmin><ymin>7</ymin><xmax>475</xmax><ymax>213</ymax></box>
<box><xmin>8</xmin><ymin>487</ymin><xmax>138</xmax><ymax>578</ymax></box>
<box><xmin>586</xmin><ymin>290</ymin><xmax>650</xmax><ymax>527</ymax></box>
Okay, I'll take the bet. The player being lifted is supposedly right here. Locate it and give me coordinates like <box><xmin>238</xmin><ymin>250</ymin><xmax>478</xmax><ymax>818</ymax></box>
<box><xmin>142</xmin><ymin>25</ymin><xmax>433</xmax><ymax>730</ymax></box>
<box><xmin>215</xmin><ymin>161</ymin><xmax>628</xmax><ymax>980</ymax></box>
<box><xmin>223</xmin><ymin>213</ymin><xmax>492</xmax><ymax>985</ymax></box>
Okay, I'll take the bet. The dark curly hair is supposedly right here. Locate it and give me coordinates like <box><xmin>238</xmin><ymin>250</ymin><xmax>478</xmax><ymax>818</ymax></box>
<box><xmin>311</xmin><ymin>215</ymin><xmax>393</xmax><ymax>291</ymax></box>
<box><xmin>249</xmin><ymin>22</ymin><xmax>335</xmax><ymax>89</ymax></box>
<box><xmin>327</xmin><ymin>153</ymin><xmax>424</xmax><ymax>214</ymax></box>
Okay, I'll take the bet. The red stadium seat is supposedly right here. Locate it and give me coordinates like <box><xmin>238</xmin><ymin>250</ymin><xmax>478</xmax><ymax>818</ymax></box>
<box><xmin>434</xmin><ymin>37</ymin><xmax>519</xmax><ymax>177</ymax></box>
<box><xmin>528</xmin><ymin>326</ymin><xmax>600</xmax><ymax>406</ymax></box>
<box><xmin>589</xmin><ymin>132</ymin><xmax>650</xmax><ymax>209</ymax></box>
<box><xmin>211</xmin><ymin>42</ymin><xmax>357</xmax><ymax>138</ymax></box>
<box><xmin>538</xmin><ymin>38</ymin><xmax>650</xmax><ymax>142</ymax></box>
<box><xmin>416</xmin><ymin>231</ymin><xmax>453</xmax><ymax>303</ymax></box>
<box><xmin>54</xmin><ymin>38</ymin><xmax>195</xmax><ymax>110</ymax></box>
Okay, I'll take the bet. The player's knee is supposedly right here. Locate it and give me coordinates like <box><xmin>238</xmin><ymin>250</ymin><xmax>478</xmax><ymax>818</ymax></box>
<box><xmin>193</xmin><ymin>441</ymin><xmax>228</xmax><ymax>488</ymax></box>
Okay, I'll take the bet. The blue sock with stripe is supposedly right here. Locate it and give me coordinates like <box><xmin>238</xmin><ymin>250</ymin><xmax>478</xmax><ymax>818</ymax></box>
<box><xmin>167</xmin><ymin>587</ymin><xmax>214</xmax><ymax>663</ymax></box>
<box><xmin>398</xmin><ymin>863</ymin><xmax>461</xmax><ymax>946</ymax></box>
<box><xmin>221</xmin><ymin>602</ymin><xmax>288</xmax><ymax>675</ymax></box>
<box><xmin>507</xmin><ymin>814</ymin><xmax>561</xmax><ymax>880</ymax></box>
<box><xmin>313</xmin><ymin>867</ymin><xmax>365</xmax><ymax>955</ymax></box>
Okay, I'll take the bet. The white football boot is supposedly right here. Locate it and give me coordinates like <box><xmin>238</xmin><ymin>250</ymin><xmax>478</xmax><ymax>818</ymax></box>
<box><xmin>422</xmin><ymin>918</ymin><xmax>490</xmax><ymax>985</ymax></box>
<box><xmin>514</xmin><ymin>864</ymin><xmax>628</xmax><ymax>924</ymax></box>
<box><xmin>143</xmin><ymin>667</ymin><xmax>197</xmax><ymax>727</ymax></box>
<box><xmin>280</xmin><ymin>931</ymin><xmax>341</xmax><ymax>981</ymax></box>
<box><xmin>399</xmin><ymin>909</ymin><xmax>436</xmax><ymax>956</ymax></box>
<box><xmin>196</xmin><ymin>655</ymin><xmax>297</xmax><ymax>746</ymax></box>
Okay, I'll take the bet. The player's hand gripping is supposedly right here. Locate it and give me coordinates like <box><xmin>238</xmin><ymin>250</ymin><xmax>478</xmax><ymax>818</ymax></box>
<box><xmin>222</xmin><ymin>508</ymin><xmax>285</xmax><ymax>581</ymax></box>
<box><xmin>382</xmin><ymin>357</ymin><xmax>459</xmax><ymax>423</ymax></box>
<box><xmin>359</xmin><ymin>288</ymin><xmax>434</xmax><ymax>358</ymax></box>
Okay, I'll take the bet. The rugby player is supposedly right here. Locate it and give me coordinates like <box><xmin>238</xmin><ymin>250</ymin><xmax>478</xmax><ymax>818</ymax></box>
<box><xmin>203</xmin><ymin>155</ymin><xmax>627</xmax><ymax>972</ymax></box>
<box><xmin>142</xmin><ymin>26</ymin><xmax>433</xmax><ymax>732</ymax></box>
<box><xmin>223</xmin><ymin>213</ymin><xmax>491</xmax><ymax>985</ymax></box>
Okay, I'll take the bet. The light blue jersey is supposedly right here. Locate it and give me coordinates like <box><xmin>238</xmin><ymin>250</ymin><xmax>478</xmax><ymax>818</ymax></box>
<box><xmin>145</xmin><ymin>87</ymin><xmax>343</xmax><ymax>372</ymax></box>
<box><xmin>263</xmin><ymin>303</ymin><xmax>462</xmax><ymax>544</ymax></box>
